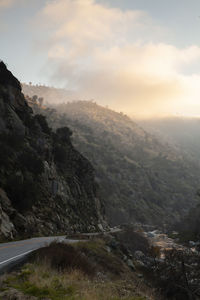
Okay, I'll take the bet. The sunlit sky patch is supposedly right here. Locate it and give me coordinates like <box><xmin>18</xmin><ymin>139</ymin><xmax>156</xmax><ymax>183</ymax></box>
<box><xmin>1</xmin><ymin>0</ymin><xmax>200</xmax><ymax>117</ymax></box>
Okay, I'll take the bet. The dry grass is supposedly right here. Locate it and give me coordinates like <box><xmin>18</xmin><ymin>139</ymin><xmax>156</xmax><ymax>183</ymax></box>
<box><xmin>0</xmin><ymin>240</ymin><xmax>161</xmax><ymax>300</ymax></box>
<box><xmin>1</xmin><ymin>263</ymin><xmax>157</xmax><ymax>300</ymax></box>
<box><xmin>32</xmin><ymin>241</ymin><xmax>95</xmax><ymax>277</ymax></box>
<box><xmin>75</xmin><ymin>239</ymin><xmax>131</xmax><ymax>278</ymax></box>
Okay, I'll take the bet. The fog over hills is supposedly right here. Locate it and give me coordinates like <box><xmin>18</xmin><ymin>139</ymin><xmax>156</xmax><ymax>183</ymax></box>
<box><xmin>23</xmin><ymin>83</ymin><xmax>200</xmax><ymax>227</ymax></box>
<box><xmin>138</xmin><ymin>117</ymin><xmax>200</xmax><ymax>243</ymax></box>
<box><xmin>139</xmin><ymin>117</ymin><xmax>200</xmax><ymax>163</ymax></box>
<box><xmin>23</xmin><ymin>84</ymin><xmax>73</xmax><ymax>104</ymax></box>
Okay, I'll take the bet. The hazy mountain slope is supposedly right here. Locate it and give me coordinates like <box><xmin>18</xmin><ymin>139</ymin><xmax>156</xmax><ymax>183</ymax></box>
<box><xmin>176</xmin><ymin>202</ymin><xmax>200</xmax><ymax>242</ymax></box>
<box><xmin>136</xmin><ymin>117</ymin><xmax>200</xmax><ymax>239</ymax></box>
<box><xmin>53</xmin><ymin>103</ymin><xmax>200</xmax><ymax>225</ymax></box>
<box><xmin>0</xmin><ymin>63</ymin><xmax>105</xmax><ymax>240</ymax></box>
<box><xmin>23</xmin><ymin>83</ymin><xmax>73</xmax><ymax>104</ymax></box>
<box><xmin>22</xmin><ymin>83</ymin><xmax>200</xmax><ymax>226</ymax></box>
<box><xmin>139</xmin><ymin>117</ymin><xmax>200</xmax><ymax>163</ymax></box>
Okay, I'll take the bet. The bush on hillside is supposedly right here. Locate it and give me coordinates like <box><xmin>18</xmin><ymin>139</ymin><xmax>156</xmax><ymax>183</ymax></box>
<box><xmin>53</xmin><ymin>145</ymin><xmax>67</xmax><ymax>165</ymax></box>
<box><xmin>34</xmin><ymin>114</ymin><xmax>51</xmax><ymax>134</ymax></box>
<box><xmin>153</xmin><ymin>249</ymin><xmax>200</xmax><ymax>300</ymax></box>
<box><xmin>113</xmin><ymin>227</ymin><xmax>150</xmax><ymax>255</ymax></box>
<box><xmin>33</xmin><ymin>242</ymin><xmax>95</xmax><ymax>276</ymax></box>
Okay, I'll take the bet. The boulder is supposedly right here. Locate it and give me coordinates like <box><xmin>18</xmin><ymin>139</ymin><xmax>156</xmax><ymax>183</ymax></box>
<box><xmin>0</xmin><ymin>206</ymin><xmax>15</xmax><ymax>239</ymax></box>
<box><xmin>134</xmin><ymin>259</ymin><xmax>145</xmax><ymax>268</ymax></box>
<box><xmin>127</xmin><ymin>259</ymin><xmax>136</xmax><ymax>271</ymax></box>
<box><xmin>134</xmin><ymin>250</ymin><xmax>145</xmax><ymax>260</ymax></box>
<box><xmin>189</xmin><ymin>241</ymin><xmax>196</xmax><ymax>247</ymax></box>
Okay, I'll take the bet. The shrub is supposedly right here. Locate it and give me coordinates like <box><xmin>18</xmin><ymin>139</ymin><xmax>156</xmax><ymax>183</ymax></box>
<box><xmin>56</xmin><ymin>127</ymin><xmax>72</xmax><ymax>142</ymax></box>
<box><xmin>76</xmin><ymin>239</ymin><xmax>129</xmax><ymax>276</ymax></box>
<box><xmin>113</xmin><ymin>227</ymin><xmax>150</xmax><ymax>255</ymax></box>
<box><xmin>153</xmin><ymin>249</ymin><xmax>200</xmax><ymax>300</ymax></box>
<box><xmin>53</xmin><ymin>145</ymin><xmax>67</xmax><ymax>164</ymax></box>
<box><xmin>34</xmin><ymin>242</ymin><xmax>95</xmax><ymax>277</ymax></box>
<box><xmin>34</xmin><ymin>114</ymin><xmax>51</xmax><ymax>134</ymax></box>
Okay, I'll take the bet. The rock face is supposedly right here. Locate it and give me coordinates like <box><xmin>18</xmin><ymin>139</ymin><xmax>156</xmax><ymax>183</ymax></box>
<box><xmin>0</xmin><ymin>189</ymin><xmax>15</xmax><ymax>239</ymax></box>
<box><xmin>0</xmin><ymin>61</ymin><xmax>106</xmax><ymax>239</ymax></box>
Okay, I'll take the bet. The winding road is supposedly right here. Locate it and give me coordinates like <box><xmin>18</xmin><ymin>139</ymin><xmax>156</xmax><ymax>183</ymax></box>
<box><xmin>0</xmin><ymin>236</ymin><xmax>74</xmax><ymax>274</ymax></box>
<box><xmin>0</xmin><ymin>228</ymin><xmax>120</xmax><ymax>274</ymax></box>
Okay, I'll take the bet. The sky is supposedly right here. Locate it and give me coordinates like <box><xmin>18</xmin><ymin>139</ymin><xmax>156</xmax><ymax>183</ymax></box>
<box><xmin>1</xmin><ymin>0</ymin><xmax>200</xmax><ymax>117</ymax></box>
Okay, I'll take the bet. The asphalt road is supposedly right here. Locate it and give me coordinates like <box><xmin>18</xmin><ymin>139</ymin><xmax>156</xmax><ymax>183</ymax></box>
<box><xmin>0</xmin><ymin>236</ymin><xmax>73</xmax><ymax>274</ymax></box>
<box><xmin>0</xmin><ymin>228</ymin><xmax>121</xmax><ymax>274</ymax></box>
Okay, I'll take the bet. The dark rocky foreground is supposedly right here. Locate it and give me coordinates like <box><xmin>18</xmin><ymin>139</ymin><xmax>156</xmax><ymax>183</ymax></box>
<box><xmin>0</xmin><ymin>61</ymin><xmax>106</xmax><ymax>240</ymax></box>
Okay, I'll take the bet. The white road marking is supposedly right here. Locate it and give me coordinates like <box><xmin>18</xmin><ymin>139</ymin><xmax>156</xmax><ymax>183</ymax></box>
<box><xmin>0</xmin><ymin>250</ymin><xmax>33</xmax><ymax>266</ymax></box>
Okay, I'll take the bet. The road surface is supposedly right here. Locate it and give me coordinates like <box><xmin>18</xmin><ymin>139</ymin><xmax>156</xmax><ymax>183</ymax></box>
<box><xmin>0</xmin><ymin>228</ymin><xmax>120</xmax><ymax>274</ymax></box>
<box><xmin>0</xmin><ymin>236</ymin><xmax>74</xmax><ymax>274</ymax></box>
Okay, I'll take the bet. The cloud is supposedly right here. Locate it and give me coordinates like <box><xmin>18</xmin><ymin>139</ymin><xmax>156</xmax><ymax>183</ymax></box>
<box><xmin>0</xmin><ymin>0</ymin><xmax>16</xmax><ymax>8</ymax></box>
<box><xmin>34</xmin><ymin>0</ymin><xmax>200</xmax><ymax>117</ymax></box>
<box><xmin>0</xmin><ymin>0</ymin><xmax>25</xmax><ymax>10</ymax></box>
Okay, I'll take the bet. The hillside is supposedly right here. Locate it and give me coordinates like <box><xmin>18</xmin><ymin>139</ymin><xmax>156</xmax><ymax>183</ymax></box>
<box><xmin>135</xmin><ymin>118</ymin><xmax>200</xmax><ymax>242</ymax></box>
<box><xmin>0</xmin><ymin>62</ymin><xmax>106</xmax><ymax>241</ymax></box>
<box><xmin>139</xmin><ymin>117</ymin><xmax>200</xmax><ymax>163</ymax></box>
<box><xmin>175</xmin><ymin>201</ymin><xmax>200</xmax><ymax>243</ymax></box>
<box><xmin>23</xmin><ymin>83</ymin><xmax>73</xmax><ymax>105</ymax></box>
<box><xmin>51</xmin><ymin>103</ymin><xmax>200</xmax><ymax>226</ymax></box>
<box><xmin>22</xmin><ymin>84</ymin><xmax>200</xmax><ymax>226</ymax></box>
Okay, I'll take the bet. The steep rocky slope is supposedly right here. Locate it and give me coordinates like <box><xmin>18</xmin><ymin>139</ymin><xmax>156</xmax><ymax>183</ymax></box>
<box><xmin>22</xmin><ymin>85</ymin><xmax>200</xmax><ymax>226</ymax></box>
<box><xmin>0</xmin><ymin>62</ymin><xmax>105</xmax><ymax>240</ymax></box>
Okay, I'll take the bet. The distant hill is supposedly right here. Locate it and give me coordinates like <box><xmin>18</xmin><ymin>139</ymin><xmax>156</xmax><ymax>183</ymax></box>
<box><xmin>137</xmin><ymin>117</ymin><xmax>200</xmax><ymax>240</ymax></box>
<box><xmin>139</xmin><ymin>117</ymin><xmax>200</xmax><ymax>164</ymax></box>
<box><xmin>22</xmin><ymin>84</ymin><xmax>200</xmax><ymax>227</ymax></box>
<box><xmin>23</xmin><ymin>83</ymin><xmax>73</xmax><ymax>104</ymax></box>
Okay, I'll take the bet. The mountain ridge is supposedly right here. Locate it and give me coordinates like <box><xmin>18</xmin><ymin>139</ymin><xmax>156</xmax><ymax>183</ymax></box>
<box><xmin>22</xmin><ymin>83</ymin><xmax>200</xmax><ymax>227</ymax></box>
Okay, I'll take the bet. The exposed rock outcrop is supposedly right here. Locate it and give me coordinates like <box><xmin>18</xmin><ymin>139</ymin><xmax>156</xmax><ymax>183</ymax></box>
<box><xmin>0</xmin><ymin>61</ymin><xmax>106</xmax><ymax>240</ymax></box>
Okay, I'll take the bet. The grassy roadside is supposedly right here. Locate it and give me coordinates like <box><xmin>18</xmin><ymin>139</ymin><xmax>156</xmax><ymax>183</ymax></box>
<box><xmin>0</xmin><ymin>239</ymin><xmax>158</xmax><ymax>300</ymax></box>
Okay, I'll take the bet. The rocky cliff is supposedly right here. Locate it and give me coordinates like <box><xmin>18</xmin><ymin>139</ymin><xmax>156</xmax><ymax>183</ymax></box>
<box><xmin>0</xmin><ymin>62</ymin><xmax>106</xmax><ymax>240</ymax></box>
